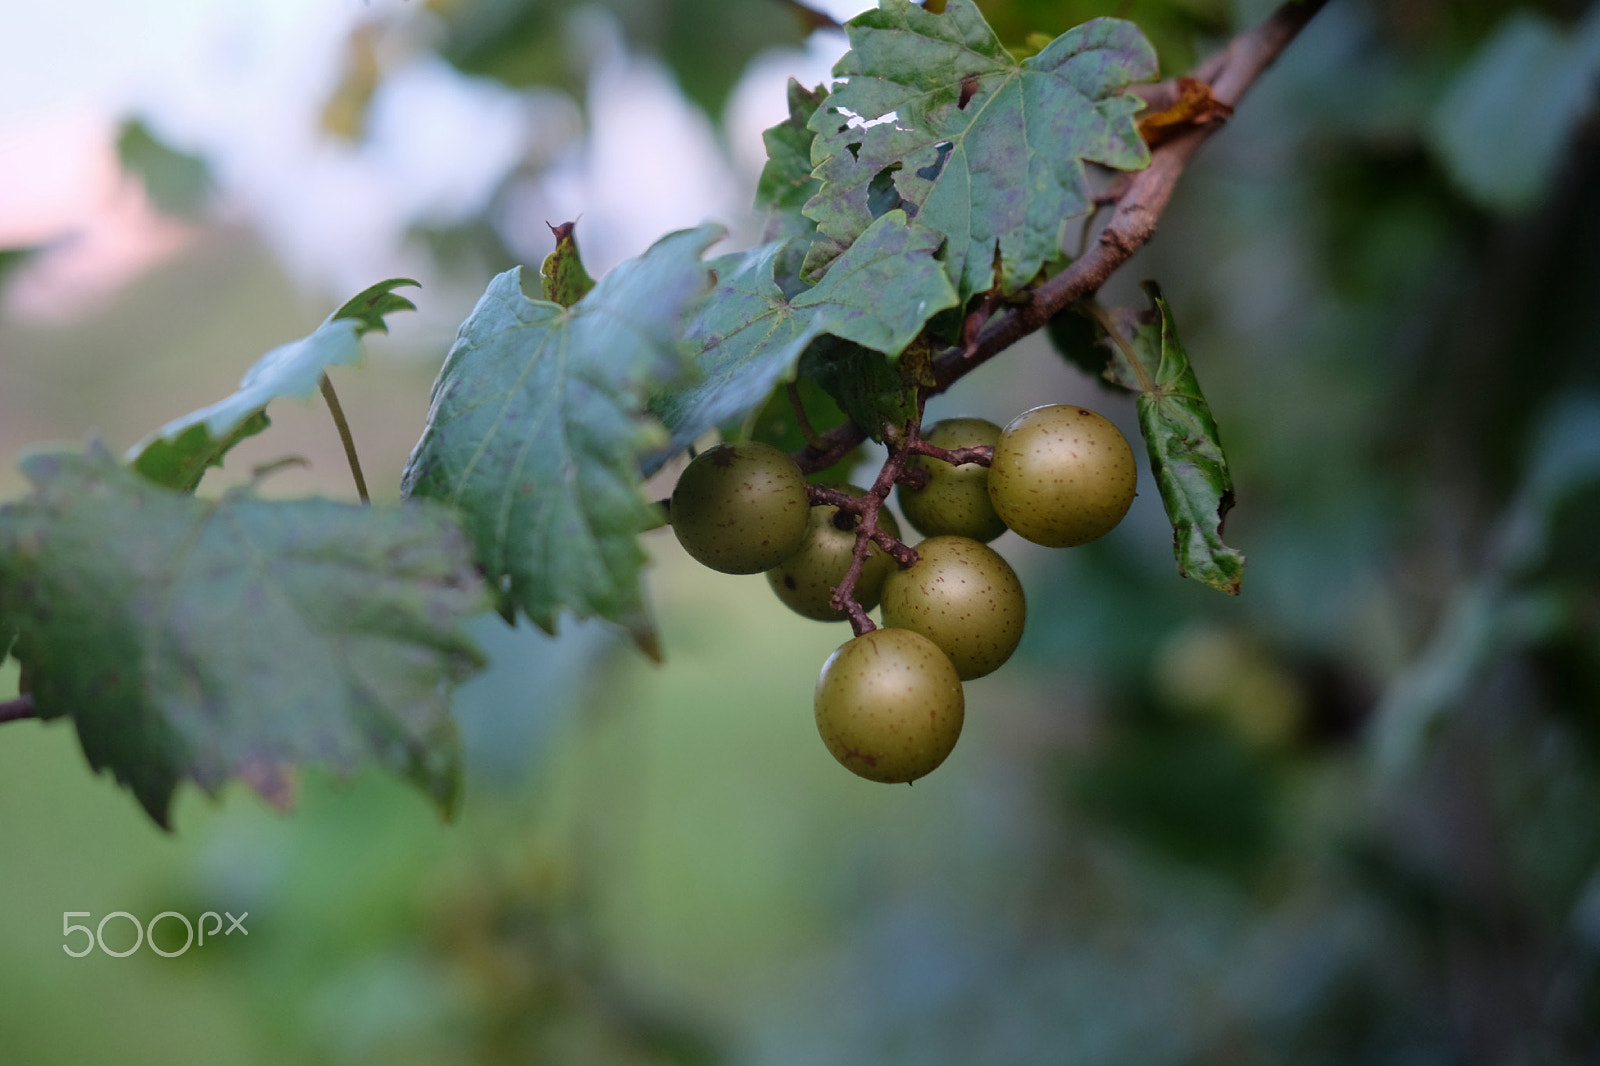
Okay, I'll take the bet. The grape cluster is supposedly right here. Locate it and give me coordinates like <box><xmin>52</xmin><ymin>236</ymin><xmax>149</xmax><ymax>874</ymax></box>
<box><xmin>668</xmin><ymin>404</ymin><xmax>1137</xmax><ymax>785</ymax></box>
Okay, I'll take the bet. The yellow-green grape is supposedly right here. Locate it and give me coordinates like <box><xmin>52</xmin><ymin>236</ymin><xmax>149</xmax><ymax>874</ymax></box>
<box><xmin>766</xmin><ymin>488</ymin><xmax>902</xmax><ymax>622</ymax></box>
<box><xmin>896</xmin><ymin>418</ymin><xmax>1007</xmax><ymax>543</ymax></box>
<box><xmin>814</xmin><ymin>628</ymin><xmax>964</xmax><ymax>784</ymax></box>
<box><xmin>880</xmin><ymin>536</ymin><xmax>1025</xmax><ymax>680</ymax></box>
<box><xmin>987</xmin><ymin>405</ymin><xmax>1137</xmax><ymax>547</ymax></box>
<box><xmin>670</xmin><ymin>442</ymin><xmax>810</xmax><ymax>574</ymax></box>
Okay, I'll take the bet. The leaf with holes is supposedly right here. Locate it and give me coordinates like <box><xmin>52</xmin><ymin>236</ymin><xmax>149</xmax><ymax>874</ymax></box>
<box><xmin>129</xmin><ymin>279</ymin><xmax>419</xmax><ymax>493</ymax></box>
<box><xmin>0</xmin><ymin>446</ymin><xmax>488</xmax><ymax>828</ymax></box>
<box><xmin>645</xmin><ymin>211</ymin><xmax>957</xmax><ymax>471</ymax></box>
<box><xmin>804</xmin><ymin>0</ymin><xmax>1155</xmax><ymax>299</ymax></box>
<box><xmin>401</xmin><ymin>226</ymin><xmax>722</xmax><ymax>653</ymax></box>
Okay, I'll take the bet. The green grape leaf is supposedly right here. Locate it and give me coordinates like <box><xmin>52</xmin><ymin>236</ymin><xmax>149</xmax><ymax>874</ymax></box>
<box><xmin>1105</xmin><ymin>284</ymin><xmax>1245</xmax><ymax>595</ymax></box>
<box><xmin>756</xmin><ymin>80</ymin><xmax>828</xmax><ymax>240</ymax></box>
<box><xmin>804</xmin><ymin>0</ymin><xmax>1155</xmax><ymax>298</ymax></box>
<box><xmin>129</xmin><ymin>279</ymin><xmax>419</xmax><ymax>493</ymax></box>
<box><xmin>540</xmin><ymin>221</ymin><xmax>596</xmax><ymax>307</ymax></box>
<box><xmin>0</xmin><ymin>446</ymin><xmax>488</xmax><ymax>828</ymax></box>
<box><xmin>800</xmin><ymin>336</ymin><xmax>920</xmax><ymax>442</ymax></box>
<box><xmin>401</xmin><ymin>226</ymin><xmax>723</xmax><ymax>654</ymax></box>
<box><xmin>645</xmin><ymin>211</ymin><xmax>958</xmax><ymax>472</ymax></box>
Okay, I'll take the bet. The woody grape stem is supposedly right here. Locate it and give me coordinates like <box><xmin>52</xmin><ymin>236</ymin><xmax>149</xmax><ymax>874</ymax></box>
<box><xmin>319</xmin><ymin>372</ymin><xmax>370</xmax><ymax>503</ymax></box>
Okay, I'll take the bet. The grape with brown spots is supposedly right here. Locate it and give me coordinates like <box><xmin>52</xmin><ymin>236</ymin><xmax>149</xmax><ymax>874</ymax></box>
<box><xmin>814</xmin><ymin>627</ymin><xmax>964</xmax><ymax>784</ymax></box>
<box><xmin>987</xmin><ymin>405</ymin><xmax>1137</xmax><ymax>548</ymax></box>
<box><xmin>897</xmin><ymin>417</ymin><xmax>1007</xmax><ymax>543</ymax></box>
<box><xmin>766</xmin><ymin>487</ymin><xmax>902</xmax><ymax>622</ymax></box>
<box><xmin>879</xmin><ymin>535</ymin><xmax>1025</xmax><ymax>681</ymax></box>
<box><xmin>670</xmin><ymin>442</ymin><xmax>810</xmax><ymax>574</ymax></box>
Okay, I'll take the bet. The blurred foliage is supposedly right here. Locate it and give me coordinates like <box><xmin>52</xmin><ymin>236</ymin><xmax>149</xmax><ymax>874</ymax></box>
<box><xmin>115</xmin><ymin>118</ymin><xmax>214</xmax><ymax>218</ymax></box>
<box><xmin>427</xmin><ymin>0</ymin><xmax>811</xmax><ymax>118</ymax></box>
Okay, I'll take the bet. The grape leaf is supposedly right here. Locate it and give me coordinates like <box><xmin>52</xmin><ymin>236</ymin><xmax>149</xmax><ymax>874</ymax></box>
<box><xmin>799</xmin><ymin>335</ymin><xmax>921</xmax><ymax>442</ymax></box>
<box><xmin>129</xmin><ymin>279</ymin><xmax>419</xmax><ymax>493</ymax></box>
<box><xmin>804</xmin><ymin>0</ymin><xmax>1155</xmax><ymax>298</ymax></box>
<box><xmin>645</xmin><ymin>211</ymin><xmax>958</xmax><ymax>472</ymax></box>
<box><xmin>1103</xmin><ymin>283</ymin><xmax>1244</xmax><ymax>595</ymax></box>
<box><xmin>401</xmin><ymin>226</ymin><xmax>723</xmax><ymax>653</ymax></box>
<box><xmin>0</xmin><ymin>446</ymin><xmax>488</xmax><ymax>828</ymax></box>
<box><xmin>756</xmin><ymin>80</ymin><xmax>828</xmax><ymax>241</ymax></box>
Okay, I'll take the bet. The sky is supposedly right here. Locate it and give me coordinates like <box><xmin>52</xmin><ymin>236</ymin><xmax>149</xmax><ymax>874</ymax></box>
<box><xmin>0</xmin><ymin>0</ymin><xmax>874</xmax><ymax>319</ymax></box>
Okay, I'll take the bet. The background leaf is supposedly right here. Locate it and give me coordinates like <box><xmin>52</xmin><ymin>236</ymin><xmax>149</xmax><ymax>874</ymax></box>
<box><xmin>1430</xmin><ymin>7</ymin><xmax>1600</xmax><ymax>213</ymax></box>
<box><xmin>115</xmin><ymin>117</ymin><xmax>213</xmax><ymax>218</ymax></box>
<box><xmin>804</xmin><ymin>0</ymin><xmax>1154</xmax><ymax>298</ymax></box>
<box><xmin>0</xmin><ymin>446</ymin><xmax>488</xmax><ymax>827</ymax></box>
<box><xmin>401</xmin><ymin>226</ymin><xmax>722</xmax><ymax>652</ymax></box>
<box><xmin>434</xmin><ymin>0</ymin><xmax>810</xmax><ymax>119</ymax></box>
<box><xmin>129</xmin><ymin>279</ymin><xmax>419</xmax><ymax>492</ymax></box>
<box><xmin>645</xmin><ymin>211</ymin><xmax>957</xmax><ymax>471</ymax></box>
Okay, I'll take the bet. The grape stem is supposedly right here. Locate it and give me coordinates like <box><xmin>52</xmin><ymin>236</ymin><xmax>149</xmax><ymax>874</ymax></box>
<box><xmin>800</xmin><ymin>418</ymin><xmax>998</xmax><ymax>636</ymax></box>
<box><xmin>788</xmin><ymin>0</ymin><xmax>1327</xmax><ymax>479</ymax></box>
<box><xmin>0</xmin><ymin>694</ymin><xmax>35</xmax><ymax>725</ymax></box>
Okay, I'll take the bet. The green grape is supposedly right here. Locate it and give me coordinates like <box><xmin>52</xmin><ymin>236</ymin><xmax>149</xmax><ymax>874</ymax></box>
<box><xmin>987</xmin><ymin>404</ymin><xmax>1137</xmax><ymax>547</ymax></box>
<box><xmin>814</xmin><ymin>628</ymin><xmax>964</xmax><ymax>784</ymax></box>
<box><xmin>880</xmin><ymin>535</ymin><xmax>1025</xmax><ymax>680</ymax></box>
<box><xmin>669</xmin><ymin>442</ymin><xmax>810</xmax><ymax>574</ymax></box>
<box><xmin>766</xmin><ymin>487</ymin><xmax>902</xmax><ymax>622</ymax></box>
<box><xmin>896</xmin><ymin>417</ymin><xmax>1007</xmax><ymax>543</ymax></box>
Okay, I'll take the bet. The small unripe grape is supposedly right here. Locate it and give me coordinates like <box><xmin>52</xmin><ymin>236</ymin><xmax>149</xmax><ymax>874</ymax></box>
<box><xmin>987</xmin><ymin>405</ymin><xmax>1136</xmax><ymax>547</ymax></box>
<box><xmin>896</xmin><ymin>418</ymin><xmax>1007</xmax><ymax>543</ymax></box>
<box><xmin>767</xmin><ymin>488</ymin><xmax>902</xmax><ymax>622</ymax></box>
<box><xmin>670</xmin><ymin>442</ymin><xmax>809</xmax><ymax>574</ymax></box>
<box><xmin>880</xmin><ymin>536</ymin><xmax>1025</xmax><ymax>680</ymax></box>
<box><xmin>815</xmin><ymin>628</ymin><xmax>964</xmax><ymax>784</ymax></box>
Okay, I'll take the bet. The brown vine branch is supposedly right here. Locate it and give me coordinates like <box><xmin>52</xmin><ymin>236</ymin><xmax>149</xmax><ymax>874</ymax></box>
<box><xmin>0</xmin><ymin>694</ymin><xmax>35</xmax><ymax>725</ymax></box>
<box><xmin>907</xmin><ymin>440</ymin><xmax>992</xmax><ymax>468</ymax></box>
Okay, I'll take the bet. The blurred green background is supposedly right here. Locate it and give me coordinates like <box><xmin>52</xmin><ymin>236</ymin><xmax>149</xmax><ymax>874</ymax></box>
<box><xmin>2</xmin><ymin>0</ymin><xmax>1600</xmax><ymax>1063</ymax></box>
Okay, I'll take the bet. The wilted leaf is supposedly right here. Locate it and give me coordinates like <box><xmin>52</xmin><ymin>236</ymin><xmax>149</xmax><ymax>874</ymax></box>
<box><xmin>1136</xmin><ymin>76</ymin><xmax>1232</xmax><ymax>148</ymax></box>
<box><xmin>1104</xmin><ymin>283</ymin><xmax>1245</xmax><ymax>595</ymax></box>
<box><xmin>540</xmin><ymin>221</ymin><xmax>597</xmax><ymax>307</ymax></box>
<box><xmin>0</xmin><ymin>446</ymin><xmax>488</xmax><ymax>827</ymax></box>
<box><xmin>401</xmin><ymin>226</ymin><xmax>722</xmax><ymax>652</ymax></box>
<box><xmin>646</xmin><ymin>211</ymin><xmax>957</xmax><ymax>470</ymax></box>
<box><xmin>804</xmin><ymin>0</ymin><xmax>1154</xmax><ymax>298</ymax></box>
<box><xmin>129</xmin><ymin>279</ymin><xmax>419</xmax><ymax>492</ymax></box>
